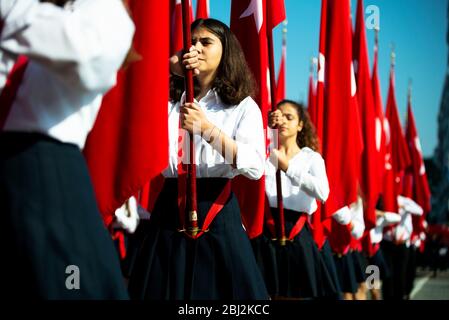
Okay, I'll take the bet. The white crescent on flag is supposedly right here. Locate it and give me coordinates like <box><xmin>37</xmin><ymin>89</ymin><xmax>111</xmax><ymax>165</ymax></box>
<box><xmin>176</xmin><ymin>0</ymin><xmax>191</xmax><ymax>6</ymax></box>
<box><xmin>414</xmin><ymin>136</ymin><xmax>423</xmax><ymax>155</ymax></box>
<box><xmin>351</xmin><ymin>63</ymin><xmax>357</xmax><ymax>97</ymax></box>
<box><xmin>206</xmin><ymin>0</ymin><xmax>210</xmax><ymax>16</ymax></box>
<box><xmin>318</xmin><ymin>53</ymin><xmax>325</xmax><ymax>83</ymax></box>
<box><xmin>383</xmin><ymin>118</ymin><xmax>393</xmax><ymax>170</ymax></box>
<box><xmin>266</xmin><ymin>67</ymin><xmax>271</xmax><ymax>104</ymax></box>
<box><xmin>240</xmin><ymin>0</ymin><xmax>263</xmax><ymax>34</ymax></box>
<box><xmin>384</xmin><ymin>118</ymin><xmax>391</xmax><ymax>146</ymax></box>
<box><xmin>414</xmin><ymin>137</ymin><xmax>426</xmax><ymax>175</ymax></box>
<box><xmin>375</xmin><ymin>117</ymin><xmax>382</xmax><ymax>151</ymax></box>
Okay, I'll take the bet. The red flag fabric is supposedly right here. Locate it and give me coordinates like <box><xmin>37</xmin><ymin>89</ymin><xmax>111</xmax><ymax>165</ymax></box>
<box><xmin>321</xmin><ymin>0</ymin><xmax>363</xmax><ymax>219</ymax></box>
<box><xmin>371</xmin><ymin>33</ymin><xmax>387</xmax><ymax>206</ymax></box>
<box><xmin>381</xmin><ymin>124</ymin><xmax>399</xmax><ymax>213</ymax></box>
<box><xmin>406</xmin><ymin>98</ymin><xmax>431</xmax><ymax>212</ymax></box>
<box><xmin>363</xmin><ymin>36</ymin><xmax>387</xmax><ymax>257</ymax></box>
<box><xmin>353</xmin><ymin>0</ymin><xmax>377</xmax><ymax>231</ymax></box>
<box><xmin>275</xmin><ymin>40</ymin><xmax>286</xmax><ymax>104</ymax></box>
<box><xmin>313</xmin><ymin>0</ymin><xmax>327</xmax><ymax>145</ymax></box>
<box><xmin>230</xmin><ymin>0</ymin><xmax>269</xmax><ymax>239</ymax></box>
<box><xmin>170</xmin><ymin>0</ymin><xmax>193</xmax><ymax>56</ymax></box>
<box><xmin>383</xmin><ymin>67</ymin><xmax>412</xmax><ymax>213</ymax></box>
<box><xmin>196</xmin><ymin>0</ymin><xmax>210</xmax><ymax>19</ymax></box>
<box><xmin>323</xmin><ymin>0</ymin><xmax>364</xmax><ymax>254</ymax></box>
<box><xmin>267</xmin><ymin>0</ymin><xmax>286</xmax><ymax>31</ymax></box>
<box><xmin>405</xmin><ymin>96</ymin><xmax>432</xmax><ymax>234</ymax></box>
<box><xmin>311</xmin><ymin>0</ymin><xmax>327</xmax><ymax>249</ymax></box>
<box><xmin>83</xmin><ymin>0</ymin><xmax>169</xmax><ymax>227</ymax></box>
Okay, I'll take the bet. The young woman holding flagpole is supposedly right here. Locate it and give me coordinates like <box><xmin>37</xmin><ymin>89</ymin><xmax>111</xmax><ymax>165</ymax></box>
<box><xmin>256</xmin><ymin>99</ymin><xmax>338</xmax><ymax>299</ymax></box>
<box><xmin>126</xmin><ymin>18</ymin><xmax>269</xmax><ymax>300</ymax></box>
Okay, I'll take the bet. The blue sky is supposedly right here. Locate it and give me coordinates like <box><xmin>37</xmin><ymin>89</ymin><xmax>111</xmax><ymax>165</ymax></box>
<box><xmin>191</xmin><ymin>0</ymin><xmax>448</xmax><ymax>157</ymax></box>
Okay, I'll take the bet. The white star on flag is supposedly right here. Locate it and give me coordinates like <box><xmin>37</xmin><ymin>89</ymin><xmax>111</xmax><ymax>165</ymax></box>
<box><xmin>240</xmin><ymin>0</ymin><xmax>263</xmax><ymax>33</ymax></box>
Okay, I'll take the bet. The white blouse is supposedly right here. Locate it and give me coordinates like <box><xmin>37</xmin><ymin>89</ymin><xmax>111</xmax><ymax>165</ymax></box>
<box><xmin>265</xmin><ymin>147</ymin><xmax>330</xmax><ymax>214</ymax></box>
<box><xmin>370</xmin><ymin>211</ymin><xmax>402</xmax><ymax>244</ymax></box>
<box><xmin>162</xmin><ymin>89</ymin><xmax>265</xmax><ymax>179</ymax></box>
<box><xmin>331</xmin><ymin>197</ymin><xmax>365</xmax><ymax>239</ymax></box>
<box><xmin>349</xmin><ymin>197</ymin><xmax>365</xmax><ymax>240</ymax></box>
<box><xmin>0</xmin><ymin>0</ymin><xmax>134</xmax><ymax>148</ymax></box>
<box><xmin>383</xmin><ymin>196</ymin><xmax>423</xmax><ymax>244</ymax></box>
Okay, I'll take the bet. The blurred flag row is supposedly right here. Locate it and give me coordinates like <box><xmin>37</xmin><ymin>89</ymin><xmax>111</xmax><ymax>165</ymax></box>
<box><xmin>82</xmin><ymin>0</ymin><xmax>431</xmax><ymax>259</ymax></box>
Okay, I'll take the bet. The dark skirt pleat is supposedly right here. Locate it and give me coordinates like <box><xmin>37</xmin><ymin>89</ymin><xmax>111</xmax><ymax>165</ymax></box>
<box><xmin>252</xmin><ymin>208</ymin><xmax>338</xmax><ymax>299</ymax></box>
<box><xmin>121</xmin><ymin>227</ymin><xmax>143</xmax><ymax>279</ymax></box>
<box><xmin>320</xmin><ymin>240</ymin><xmax>343</xmax><ymax>299</ymax></box>
<box><xmin>368</xmin><ymin>247</ymin><xmax>391</xmax><ymax>280</ymax></box>
<box><xmin>251</xmin><ymin>234</ymin><xmax>279</xmax><ymax>296</ymax></box>
<box><xmin>405</xmin><ymin>246</ymin><xmax>417</xmax><ymax>296</ymax></box>
<box><xmin>0</xmin><ymin>132</ymin><xmax>128</xmax><ymax>299</ymax></box>
<box><xmin>351</xmin><ymin>250</ymin><xmax>368</xmax><ymax>283</ymax></box>
<box><xmin>333</xmin><ymin>253</ymin><xmax>358</xmax><ymax>294</ymax></box>
<box><xmin>126</xmin><ymin>178</ymin><xmax>269</xmax><ymax>300</ymax></box>
<box><xmin>381</xmin><ymin>240</ymin><xmax>409</xmax><ymax>300</ymax></box>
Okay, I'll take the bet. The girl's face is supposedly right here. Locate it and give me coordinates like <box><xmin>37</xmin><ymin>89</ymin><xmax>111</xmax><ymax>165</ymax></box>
<box><xmin>278</xmin><ymin>103</ymin><xmax>303</xmax><ymax>139</ymax></box>
<box><xmin>192</xmin><ymin>27</ymin><xmax>223</xmax><ymax>77</ymax></box>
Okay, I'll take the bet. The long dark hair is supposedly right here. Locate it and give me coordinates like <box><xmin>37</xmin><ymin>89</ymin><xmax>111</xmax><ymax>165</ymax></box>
<box><xmin>278</xmin><ymin>99</ymin><xmax>320</xmax><ymax>152</ymax></box>
<box><xmin>170</xmin><ymin>18</ymin><xmax>256</xmax><ymax>106</ymax></box>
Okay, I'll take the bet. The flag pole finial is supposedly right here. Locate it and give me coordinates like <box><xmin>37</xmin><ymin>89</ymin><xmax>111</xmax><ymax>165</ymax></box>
<box><xmin>373</xmin><ymin>27</ymin><xmax>380</xmax><ymax>61</ymax></box>
<box><xmin>374</xmin><ymin>27</ymin><xmax>379</xmax><ymax>48</ymax></box>
<box><xmin>310</xmin><ymin>57</ymin><xmax>317</xmax><ymax>74</ymax></box>
<box><xmin>390</xmin><ymin>42</ymin><xmax>396</xmax><ymax>68</ymax></box>
<box><xmin>282</xmin><ymin>20</ymin><xmax>288</xmax><ymax>44</ymax></box>
<box><xmin>408</xmin><ymin>78</ymin><xmax>413</xmax><ymax>103</ymax></box>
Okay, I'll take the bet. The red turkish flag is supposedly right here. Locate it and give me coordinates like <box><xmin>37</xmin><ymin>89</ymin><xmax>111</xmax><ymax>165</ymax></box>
<box><xmin>381</xmin><ymin>132</ymin><xmax>399</xmax><ymax>213</ymax></box>
<box><xmin>313</xmin><ymin>0</ymin><xmax>327</xmax><ymax>144</ymax></box>
<box><xmin>353</xmin><ymin>0</ymin><xmax>377</xmax><ymax>231</ymax></box>
<box><xmin>306</xmin><ymin>66</ymin><xmax>326</xmax><ymax>249</ymax></box>
<box><xmin>383</xmin><ymin>68</ymin><xmax>411</xmax><ymax>213</ymax></box>
<box><xmin>405</xmin><ymin>96</ymin><xmax>431</xmax><ymax>234</ymax></box>
<box><xmin>275</xmin><ymin>40</ymin><xmax>286</xmax><ymax>104</ymax></box>
<box><xmin>371</xmin><ymin>34</ymin><xmax>387</xmax><ymax>207</ymax></box>
<box><xmin>311</xmin><ymin>0</ymin><xmax>328</xmax><ymax>249</ymax></box>
<box><xmin>267</xmin><ymin>0</ymin><xmax>286</xmax><ymax>31</ymax></box>
<box><xmin>230</xmin><ymin>0</ymin><xmax>270</xmax><ymax>239</ymax></box>
<box><xmin>170</xmin><ymin>0</ymin><xmax>193</xmax><ymax>56</ymax></box>
<box><xmin>196</xmin><ymin>0</ymin><xmax>210</xmax><ymax>19</ymax></box>
<box><xmin>83</xmin><ymin>0</ymin><xmax>169</xmax><ymax>227</ymax></box>
<box><xmin>323</xmin><ymin>1</ymin><xmax>364</xmax><ymax>254</ymax></box>
<box><xmin>406</xmin><ymin>98</ymin><xmax>431</xmax><ymax>213</ymax></box>
<box><xmin>321</xmin><ymin>0</ymin><xmax>363</xmax><ymax>219</ymax></box>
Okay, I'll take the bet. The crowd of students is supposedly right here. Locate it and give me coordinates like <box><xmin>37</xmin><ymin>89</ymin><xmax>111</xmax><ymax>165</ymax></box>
<box><xmin>0</xmin><ymin>0</ymin><xmax>438</xmax><ymax>300</ymax></box>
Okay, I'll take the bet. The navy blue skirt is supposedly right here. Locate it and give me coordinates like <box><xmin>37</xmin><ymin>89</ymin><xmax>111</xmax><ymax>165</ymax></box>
<box><xmin>126</xmin><ymin>178</ymin><xmax>269</xmax><ymax>300</ymax></box>
<box><xmin>0</xmin><ymin>132</ymin><xmax>128</xmax><ymax>299</ymax></box>
<box><xmin>320</xmin><ymin>240</ymin><xmax>343</xmax><ymax>299</ymax></box>
<box><xmin>351</xmin><ymin>250</ymin><xmax>368</xmax><ymax>283</ymax></box>
<box><xmin>252</xmin><ymin>208</ymin><xmax>338</xmax><ymax>299</ymax></box>
<box><xmin>405</xmin><ymin>246</ymin><xmax>417</xmax><ymax>296</ymax></box>
<box><xmin>381</xmin><ymin>240</ymin><xmax>409</xmax><ymax>299</ymax></box>
<box><xmin>251</xmin><ymin>232</ymin><xmax>279</xmax><ymax>296</ymax></box>
<box><xmin>333</xmin><ymin>253</ymin><xmax>358</xmax><ymax>294</ymax></box>
<box><xmin>368</xmin><ymin>247</ymin><xmax>391</xmax><ymax>281</ymax></box>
